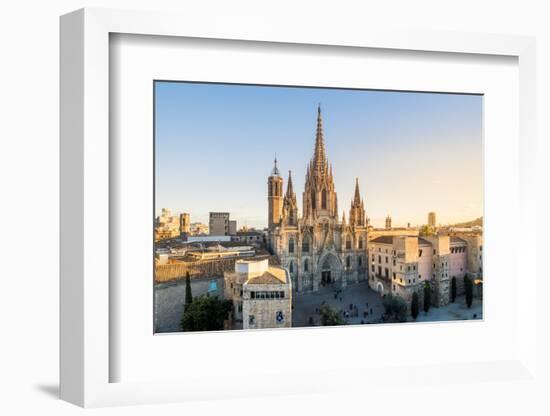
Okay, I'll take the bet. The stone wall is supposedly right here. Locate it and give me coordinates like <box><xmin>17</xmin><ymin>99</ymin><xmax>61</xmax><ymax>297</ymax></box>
<box><xmin>155</xmin><ymin>254</ymin><xmax>277</xmax><ymax>282</ymax></box>
<box><xmin>243</xmin><ymin>282</ymin><xmax>292</xmax><ymax>329</ymax></box>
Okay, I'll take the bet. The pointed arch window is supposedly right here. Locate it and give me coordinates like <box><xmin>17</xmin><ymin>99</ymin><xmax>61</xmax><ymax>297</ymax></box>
<box><xmin>289</xmin><ymin>261</ymin><xmax>294</xmax><ymax>274</ymax></box>
<box><xmin>311</xmin><ymin>190</ymin><xmax>316</xmax><ymax>210</ymax></box>
<box><xmin>358</xmin><ymin>256</ymin><xmax>363</xmax><ymax>267</ymax></box>
<box><xmin>346</xmin><ymin>236</ymin><xmax>352</xmax><ymax>250</ymax></box>
<box><xmin>346</xmin><ymin>256</ymin><xmax>351</xmax><ymax>268</ymax></box>
<box><xmin>288</xmin><ymin>238</ymin><xmax>295</xmax><ymax>254</ymax></box>
<box><xmin>321</xmin><ymin>189</ymin><xmax>327</xmax><ymax>209</ymax></box>
<box><xmin>359</xmin><ymin>237</ymin><xmax>364</xmax><ymax>249</ymax></box>
<box><xmin>304</xmin><ymin>259</ymin><xmax>309</xmax><ymax>272</ymax></box>
<box><xmin>302</xmin><ymin>237</ymin><xmax>310</xmax><ymax>253</ymax></box>
<box><xmin>288</xmin><ymin>210</ymin><xmax>296</xmax><ymax>226</ymax></box>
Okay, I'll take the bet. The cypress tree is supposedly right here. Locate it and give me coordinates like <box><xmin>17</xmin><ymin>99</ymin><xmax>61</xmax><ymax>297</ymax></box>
<box><xmin>185</xmin><ymin>272</ymin><xmax>193</xmax><ymax>306</ymax></box>
<box><xmin>451</xmin><ymin>276</ymin><xmax>457</xmax><ymax>303</ymax></box>
<box><xmin>423</xmin><ymin>282</ymin><xmax>431</xmax><ymax>314</ymax></box>
<box><xmin>465</xmin><ymin>276</ymin><xmax>473</xmax><ymax>308</ymax></box>
<box><xmin>411</xmin><ymin>292</ymin><xmax>419</xmax><ymax>320</ymax></box>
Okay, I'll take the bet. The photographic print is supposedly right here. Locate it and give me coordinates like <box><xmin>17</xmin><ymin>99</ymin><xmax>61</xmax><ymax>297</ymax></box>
<box><xmin>153</xmin><ymin>82</ymin><xmax>483</xmax><ymax>333</ymax></box>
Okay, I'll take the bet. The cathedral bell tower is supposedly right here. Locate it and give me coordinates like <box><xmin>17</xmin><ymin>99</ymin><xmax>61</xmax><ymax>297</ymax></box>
<box><xmin>268</xmin><ymin>157</ymin><xmax>284</xmax><ymax>229</ymax></box>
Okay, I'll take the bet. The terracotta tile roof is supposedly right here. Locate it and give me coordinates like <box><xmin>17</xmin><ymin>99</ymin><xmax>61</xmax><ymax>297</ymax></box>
<box><xmin>248</xmin><ymin>270</ymin><xmax>286</xmax><ymax>285</ymax></box>
<box><xmin>450</xmin><ymin>236</ymin><xmax>467</xmax><ymax>244</ymax></box>
<box><xmin>370</xmin><ymin>235</ymin><xmax>433</xmax><ymax>247</ymax></box>
<box><xmin>370</xmin><ymin>235</ymin><xmax>393</xmax><ymax>244</ymax></box>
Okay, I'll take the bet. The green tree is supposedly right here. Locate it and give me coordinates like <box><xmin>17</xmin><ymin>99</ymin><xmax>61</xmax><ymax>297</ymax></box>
<box><xmin>180</xmin><ymin>294</ymin><xmax>232</xmax><ymax>332</ymax></box>
<box><xmin>423</xmin><ymin>282</ymin><xmax>431</xmax><ymax>314</ymax></box>
<box><xmin>419</xmin><ymin>225</ymin><xmax>436</xmax><ymax>236</ymax></box>
<box><xmin>383</xmin><ymin>294</ymin><xmax>408</xmax><ymax>322</ymax></box>
<box><xmin>451</xmin><ymin>276</ymin><xmax>457</xmax><ymax>303</ymax></box>
<box><xmin>383</xmin><ymin>295</ymin><xmax>393</xmax><ymax>316</ymax></box>
<box><xmin>319</xmin><ymin>304</ymin><xmax>345</xmax><ymax>326</ymax></box>
<box><xmin>465</xmin><ymin>276</ymin><xmax>474</xmax><ymax>308</ymax></box>
<box><xmin>184</xmin><ymin>271</ymin><xmax>193</xmax><ymax>306</ymax></box>
<box><xmin>411</xmin><ymin>292</ymin><xmax>419</xmax><ymax>320</ymax></box>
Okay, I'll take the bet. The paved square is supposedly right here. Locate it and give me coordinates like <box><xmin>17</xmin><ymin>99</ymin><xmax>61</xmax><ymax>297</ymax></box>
<box><xmin>292</xmin><ymin>281</ymin><xmax>385</xmax><ymax>326</ymax></box>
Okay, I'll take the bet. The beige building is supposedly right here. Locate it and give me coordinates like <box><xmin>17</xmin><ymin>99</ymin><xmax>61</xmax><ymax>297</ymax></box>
<box><xmin>155</xmin><ymin>208</ymin><xmax>180</xmax><ymax>240</ymax></box>
<box><xmin>368</xmin><ymin>233</ymin><xmax>481</xmax><ymax>306</ymax></box>
<box><xmin>231</xmin><ymin>230</ymin><xmax>265</xmax><ymax>245</ymax></box>
<box><xmin>190</xmin><ymin>222</ymin><xmax>209</xmax><ymax>235</ymax></box>
<box><xmin>269</xmin><ymin>107</ymin><xmax>368</xmax><ymax>293</ymax></box>
<box><xmin>368</xmin><ymin>227</ymin><xmax>419</xmax><ymax>241</ymax></box>
<box><xmin>428</xmin><ymin>212</ymin><xmax>437</xmax><ymax>227</ymax></box>
<box><xmin>224</xmin><ymin>258</ymin><xmax>292</xmax><ymax>329</ymax></box>
<box><xmin>229</xmin><ymin>220</ymin><xmax>237</xmax><ymax>236</ymax></box>
<box><xmin>209</xmin><ymin>212</ymin><xmax>230</xmax><ymax>236</ymax></box>
<box><xmin>179</xmin><ymin>213</ymin><xmax>190</xmax><ymax>234</ymax></box>
<box><xmin>453</xmin><ymin>233</ymin><xmax>483</xmax><ymax>279</ymax></box>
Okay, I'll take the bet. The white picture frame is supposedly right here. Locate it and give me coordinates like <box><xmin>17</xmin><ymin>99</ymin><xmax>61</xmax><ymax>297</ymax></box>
<box><xmin>60</xmin><ymin>7</ymin><xmax>538</xmax><ymax>408</ymax></box>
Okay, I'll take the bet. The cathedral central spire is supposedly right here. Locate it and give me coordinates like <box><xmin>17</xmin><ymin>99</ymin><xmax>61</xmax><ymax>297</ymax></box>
<box><xmin>303</xmin><ymin>105</ymin><xmax>338</xmax><ymax>222</ymax></box>
<box><xmin>313</xmin><ymin>105</ymin><xmax>327</xmax><ymax>175</ymax></box>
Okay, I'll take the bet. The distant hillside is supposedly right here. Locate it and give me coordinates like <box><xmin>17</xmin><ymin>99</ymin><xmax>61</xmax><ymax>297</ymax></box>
<box><xmin>450</xmin><ymin>217</ymin><xmax>483</xmax><ymax>228</ymax></box>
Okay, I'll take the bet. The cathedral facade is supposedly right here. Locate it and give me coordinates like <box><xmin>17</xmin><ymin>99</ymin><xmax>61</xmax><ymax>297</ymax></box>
<box><xmin>268</xmin><ymin>106</ymin><xmax>369</xmax><ymax>293</ymax></box>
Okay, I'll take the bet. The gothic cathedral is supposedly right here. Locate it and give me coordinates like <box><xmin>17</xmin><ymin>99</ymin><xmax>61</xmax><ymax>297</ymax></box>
<box><xmin>268</xmin><ymin>106</ymin><xmax>369</xmax><ymax>293</ymax></box>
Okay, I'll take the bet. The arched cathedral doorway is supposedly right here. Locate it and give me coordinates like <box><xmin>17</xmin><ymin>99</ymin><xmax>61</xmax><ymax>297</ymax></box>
<box><xmin>318</xmin><ymin>253</ymin><xmax>342</xmax><ymax>287</ymax></box>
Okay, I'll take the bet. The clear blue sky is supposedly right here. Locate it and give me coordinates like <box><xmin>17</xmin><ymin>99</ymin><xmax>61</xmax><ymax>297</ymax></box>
<box><xmin>155</xmin><ymin>81</ymin><xmax>482</xmax><ymax>229</ymax></box>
